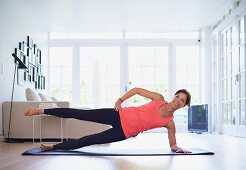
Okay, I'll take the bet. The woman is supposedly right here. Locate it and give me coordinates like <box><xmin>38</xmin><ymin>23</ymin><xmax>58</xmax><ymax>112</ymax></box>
<box><xmin>25</xmin><ymin>87</ymin><xmax>191</xmax><ymax>153</ymax></box>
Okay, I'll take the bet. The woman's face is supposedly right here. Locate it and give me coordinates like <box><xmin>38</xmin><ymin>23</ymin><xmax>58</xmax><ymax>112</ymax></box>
<box><xmin>170</xmin><ymin>92</ymin><xmax>187</xmax><ymax>110</ymax></box>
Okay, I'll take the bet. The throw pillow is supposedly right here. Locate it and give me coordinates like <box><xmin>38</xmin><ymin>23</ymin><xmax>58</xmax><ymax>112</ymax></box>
<box><xmin>38</xmin><ymin>93</ymin><xmax>50</xmax><ymax>101</ymax></box>
<box><xmin>25</xmin><ymin>88</ymin><xmax>41</xmax><ymax>101</ymax></box>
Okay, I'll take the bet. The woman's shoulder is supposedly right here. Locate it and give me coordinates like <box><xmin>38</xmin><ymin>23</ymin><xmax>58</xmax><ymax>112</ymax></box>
<box><xmin>152</xmin><ymin>93</ymin><xmax>165</xmax><ymax>101</ymax></box>
<box><xmin>151</xmin><ymin>99</ymin><xmax>168</xmax><ymax>105</ymax></box>
<box><xmin>152</xmin><ymin>96</ymin><xmax>168</xmax><ymax>102</ymax></box>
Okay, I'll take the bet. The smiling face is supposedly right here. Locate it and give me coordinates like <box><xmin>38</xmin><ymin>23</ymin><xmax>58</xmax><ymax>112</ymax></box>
<box><xmin>170</xmin><ymin>92</ymin><xmax>188</xmax><ymax>110</ymax></box>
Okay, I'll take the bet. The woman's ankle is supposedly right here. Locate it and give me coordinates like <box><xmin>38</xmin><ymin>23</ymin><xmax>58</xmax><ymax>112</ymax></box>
<box><xmin>38</xmin><ymin>108</ymin><xmax>44</xmax><ymax>114</ymax></box>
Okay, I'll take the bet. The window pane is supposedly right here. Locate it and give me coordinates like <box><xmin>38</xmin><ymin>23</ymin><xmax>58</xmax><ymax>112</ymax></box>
<box><xmin>232</xmin><ymin>49</ymin><xmax>239</xmax><ymax>76</ymax></box>
<box><xmin>232</xmin><ymin>78</ymin><xmax>237</xmax><ymax>101</ymax></box>
<box><xmin>227</xmin><ymin>29</ymin><xmax>232</xmax><ymax>53</ymax></box>
<box><xmin>240</xmin><ymin>100</ymin><xmax>246</xmax><ymax>125</ymax></box>
<box><xmin>128</xmin><ymin>46</ymin><xmax>169</xmax><ymax>106</ymax></box>
<box><xmin>240</xmin><ymin>17</ymin><xmax>245</xmax><ymax>44</ymax></box>
<box><xmin>222</xmin><ymin>56</ymin><xmax>227</xmax><ymax>78</ymax></box>
<box><xmin>175</xmin><ymin>45</ymin><xmax>200</xmax><ymax>123</ymax></box>
<box><xmin>227</xmin><ymin>53</ymin><xmax>232</xmax><ymax>76</ymax></box>
<box><xmin>222</xmin><ymin>33</ymin><xmax>227</xmax><ymax>56</ymax></box>
<box><xmin>80</xmin><ymin>47</ymin><xmax>120</xmax><ymax>108</ymax></box>
<box><xmin>227</xmin><ymin>78</ymin><xmax>232</xmax><ymax>100</ymax></box>
<box><xmin>232</xmin><ymin>101</ymin><xmax>236</xmax><ymax>125</ymax></box>
<box><xmin>240</xmin><ymin>45</ymin><xmax>245</xmax><ymax>71</ymax></box>
<box><xmin>156</xmin><ymin>66</ymin><xmax>168</xmax><ymax>89</ymax></box>
<box><xmin>228</xmin><ymin>102</ymin><xmax>232</xmax><ymax>125</ymax></box>
<box><xmin>176</xmin><ymin>66</ymin><xmax>187</xmax><ymax>85</ymax></box>
<box><xmin>223</xmin><ymin>103</ymin><xmax>228</xmax><ymax>124</ymax></box>
<box><xmin>240</xmin><ymin>72</ymin><xmax>246</xmax><ymax>98</ymax></box>
<box><xmin>49</xmin><ymin>47</ymin><xmax>72</xmax><ymax>102</ymax></box>
<box><xmin>232</xmin><ymin>24</ymin><xmax>237</xmax><ymax>48</ymax></box>
<box><xmin>222</xmin><ymin>80</ymin><xmax>227</xmax><ymax>101</ymax></box>
<box><xmin>50</xmin><ymin>67</ymin><xmax>61</xmax><ymax>86</ymax></box>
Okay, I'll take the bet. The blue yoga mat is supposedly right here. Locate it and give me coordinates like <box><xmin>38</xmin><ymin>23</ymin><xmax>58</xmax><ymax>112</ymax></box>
<box><xmin>22</xmin><ymin>147</ymin><xmax>214</xmax><ymax>156</ymax></box>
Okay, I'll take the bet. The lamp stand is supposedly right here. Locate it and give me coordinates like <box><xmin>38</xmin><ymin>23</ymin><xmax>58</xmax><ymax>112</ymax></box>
<box><xmin>5</xmin><ymin>63</ymin><xmax>24</xmax><ymax>143</ymax></box>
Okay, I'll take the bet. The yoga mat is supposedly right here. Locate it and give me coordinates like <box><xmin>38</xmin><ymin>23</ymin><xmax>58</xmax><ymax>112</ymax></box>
<box><xmin>22</xmin><ymin>147</ymin><xmax>214</xmax><ymax>156</ymax></box>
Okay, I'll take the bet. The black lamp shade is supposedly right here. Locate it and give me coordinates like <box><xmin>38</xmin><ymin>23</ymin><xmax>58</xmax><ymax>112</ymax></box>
<box><xmin>12</xmin><ymin>53</ymin><xmax>28</xmax><ymax>69</ymax></box>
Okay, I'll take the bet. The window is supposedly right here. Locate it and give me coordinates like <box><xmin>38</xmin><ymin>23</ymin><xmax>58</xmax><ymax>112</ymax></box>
<box><xmin>128</xmin><ymin>46</ymin><xmax>169</xmax><ymax>106</ymax></box>
<box><xmin>220</xmin><ymin>15</ymin><xmax>246</xmax><ymax>137</ymax></box>
<box><xmin>48</xmin><ymin>31</ymin><xmax>201</xmax><ymax>129</ymax></box>
<box><xmin>49</xmin><ymin>47</ymin><xmax>73</xmax><ymax>101</ymax></box>
<box><xmin>80</xmin><ymin>47</ymin><xmax>120</xmax><ymax>108</ymax></box>
<box><xmin>175</xmin><ymin>45</ymin><xmax>200</xmax><ymax>123</ymax></box>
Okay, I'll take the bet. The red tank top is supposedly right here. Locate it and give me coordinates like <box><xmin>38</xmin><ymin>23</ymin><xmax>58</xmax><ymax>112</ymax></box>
<box><xmin>119</xmin><ymin>100</ymin><xmax>173</xmax><ymax>138</ymax></box>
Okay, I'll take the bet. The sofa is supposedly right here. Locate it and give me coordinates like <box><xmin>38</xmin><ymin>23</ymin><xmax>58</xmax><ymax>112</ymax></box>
<box><xmin>2</xmin><ymin>88</ymin><xmax>109</xmax><ymax>140</ymax></box>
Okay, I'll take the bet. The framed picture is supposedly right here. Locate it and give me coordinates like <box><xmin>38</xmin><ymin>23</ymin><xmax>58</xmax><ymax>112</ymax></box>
<box><xmin>23</xmin><ymin>41</ymin><xmax>28</xmax><ymax>56</ymax></box>
<box><xmin>27</xmin><ymin>47</ymin><xmax>31</xmax><ymax>58</ymax></box>
<box><xmin>19</xmin><ymin>52</ymin><xmax>25</xmax><ymax>64</ymax></box>
<box><xmin>24</xmin><ymin>55</ymin><xmax>29</xmax><ymax>69</ymax></box>
<box><xmin>14</xmin><ymin>48</ymin><xmax>20</xmax><ymax>58</ymax></box>
<box><xmin>27</xmin><ymin>36</ymin><xmax>34</xmax><ymax>49</ymax></box>
<box><xmin>34</xmin><ymin>44</ymin><xmax>38</xmax><ymax>55</ymax></box>
<box><xmin>15</xmin><ymin>48</ymin><xmax>26</xmax><ymax>67</ymax></box>
<box><xmin>32</xmin><ymin>67</ymin><xmax>37</xmax><ymax>82</ymax></box>
<box><xmin>19</xmin><ymin>42</ymin><xmax>24</xmax><ymax>51</ymax></box>
<box><xmin>37</xmin><ymin>49</ymin><xmax>41</xmax><ymax>64</ymax></box>
<box><xmin>17</xmin><ymin>68</ymin><xmax>25</xmax><ymax>86</ymax></box>
<box><xmin>38</xmin><ymin>50</ymin><xmax>42</xmax><ymax>64</ymax></box>
<box><xmin>40</xmin><ymin>76</ymin><xmax>44</xmax><ymax>89</ymax></box>
<box><xmin>35</xmin><ymin>80</ymin><xmax>38</xmax><ymax>89</ymax></box>
<box><xmin>28</xmin><ymin>65</ymin><xmax>33</xmax><ymax>82</ymax></box>
<box><xmin>37</xmin><ymin>64</ymin><xmax>41</xmax><ymax>73</ymax></box>
<box><xmin>42</xmin><ymin>76</ymin><xmax>45</xmax><ymax>89</ymax></box>
<box><xmin>27</xmin><ymin>48</ymin><xmax>36</xmax><ymax>65</ymax></box>
<box><xmin>35</xmin><ymin>54</ymin><xmax>39</xmax><ymax>65</ymax></box>
<box><xmin>19</xmin><ymin>41</ymin><xmax>28</xmax><ymax>55</ymax></box>
<box><xmin>24</xmin><ymin>71</ymin><xmax>28</xmax><ymax>81</ymax></box>
<box><xmin>37</xmin><ymin>75</ymin><xmax>41</xmax><ymax>89</ymax></box>
<box><xmin>13</xmin><ymin>36</ymin><xmax>45</xmax><ymax>89</ymax></box>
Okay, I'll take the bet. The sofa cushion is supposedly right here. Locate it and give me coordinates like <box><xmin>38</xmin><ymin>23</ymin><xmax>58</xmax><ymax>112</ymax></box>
<box><xmin>25</xmin><ymin>88</ymin><xmax>41</xmax><ymax>101</ymax></box>
<box><xmin>38</xmin><ymin>93</ymin><xmax>50</xmax><ymax>101</ymax></box>
<box><xmin>51</xmin><ymin>97</ymin><xmax>58</xmax><ymax>101</ymax></box>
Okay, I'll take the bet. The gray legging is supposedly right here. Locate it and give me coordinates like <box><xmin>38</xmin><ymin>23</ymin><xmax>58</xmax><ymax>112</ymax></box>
<box><xmin>44</xmin><ymin>108</ymin><xmax>126</xmax><ymax>150</ymax></box>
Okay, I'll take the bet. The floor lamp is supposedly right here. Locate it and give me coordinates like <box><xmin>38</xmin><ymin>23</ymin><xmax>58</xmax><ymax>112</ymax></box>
<box><xmin>5</xmin><ymin>53</ymin><xmax>28</xmax><ymax>143</ymax></box>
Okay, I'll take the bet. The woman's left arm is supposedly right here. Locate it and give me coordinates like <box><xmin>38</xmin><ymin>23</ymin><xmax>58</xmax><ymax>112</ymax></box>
<box><xmin>165</xmin><ymin>120</ymin><xmax>191</xmax><ymax>153</ymax></box>
<box><xmin>114</xmin><ymin>87</ymin><xmax>164</xmax><ymax>111</ymax></box>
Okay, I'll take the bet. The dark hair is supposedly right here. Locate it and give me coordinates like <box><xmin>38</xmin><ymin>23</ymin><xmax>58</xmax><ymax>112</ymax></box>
<box><xmin>175</xmin><ymin>89</ymin><xmax>191</xmax><ymax>107</ymax></box>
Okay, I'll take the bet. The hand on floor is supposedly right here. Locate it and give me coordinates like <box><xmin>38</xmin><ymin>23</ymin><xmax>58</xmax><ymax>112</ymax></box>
<box><xmin>175</xmin><ymin>147</ymin><xmax>192</xmax><ymax>153</ymax></box>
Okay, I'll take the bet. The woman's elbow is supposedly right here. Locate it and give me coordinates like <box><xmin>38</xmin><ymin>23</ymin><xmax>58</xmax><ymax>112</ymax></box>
<box><xmin>132</xmin><ymin>87</ymin><xmax>140</xmax><ymax>94</ymax></box>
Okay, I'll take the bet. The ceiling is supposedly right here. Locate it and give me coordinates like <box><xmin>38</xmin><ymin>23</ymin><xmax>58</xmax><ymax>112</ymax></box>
<box><xmin>21</xmin><ymin>0</ymin><xmax>235</xmax><ymax>32</ymax></box>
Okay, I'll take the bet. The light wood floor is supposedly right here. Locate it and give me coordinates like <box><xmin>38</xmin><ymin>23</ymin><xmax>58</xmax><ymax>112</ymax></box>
<box><xmin>0</xmin><ymin>133</ymin><xmax>245</xmax><ymax>170</ymax></box>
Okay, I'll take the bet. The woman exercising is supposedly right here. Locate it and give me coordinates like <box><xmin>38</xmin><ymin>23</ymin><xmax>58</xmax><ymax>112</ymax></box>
<box><xmin>25</xmin><ymin>87</ymin><xmax>191</xmax><ymax>153</ymax></box>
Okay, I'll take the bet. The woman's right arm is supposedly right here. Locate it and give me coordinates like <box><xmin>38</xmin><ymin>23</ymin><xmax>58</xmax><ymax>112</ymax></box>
<box><xmin>114</xmin><ymin>87</ymin><xmax>164</xmax><ymax>111</ymax></box>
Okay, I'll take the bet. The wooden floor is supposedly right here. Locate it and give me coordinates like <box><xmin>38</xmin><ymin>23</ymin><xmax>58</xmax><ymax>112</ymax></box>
<box><xmin>0</xmin><ymin>133</ymin><xmax>245</xmax><ymax>170</ymax></box>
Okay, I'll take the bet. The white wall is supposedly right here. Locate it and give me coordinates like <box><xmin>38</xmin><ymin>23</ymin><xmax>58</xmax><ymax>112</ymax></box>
<box><xmin>0</xmin><ymin>0</ymin><xmax>49</xmax><ymax>138</ymax></box>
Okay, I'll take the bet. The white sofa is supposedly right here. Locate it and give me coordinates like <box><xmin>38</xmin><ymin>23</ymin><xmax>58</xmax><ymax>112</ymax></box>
<box><xmin>2</xmin><ymin>88</ymin><xmax>109</xmax><ymax>140</ymax></box>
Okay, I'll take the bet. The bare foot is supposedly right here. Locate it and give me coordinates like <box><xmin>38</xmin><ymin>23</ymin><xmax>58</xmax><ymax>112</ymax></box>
<box><xmin>24</xmin><ymin>107</ymin><xmax>44</xmax><ymax>116</ymax></box>
<box><xmin>40</xmin><ymin>144</ymin><xmax>54</xmax><ymax>152</ymax></box>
